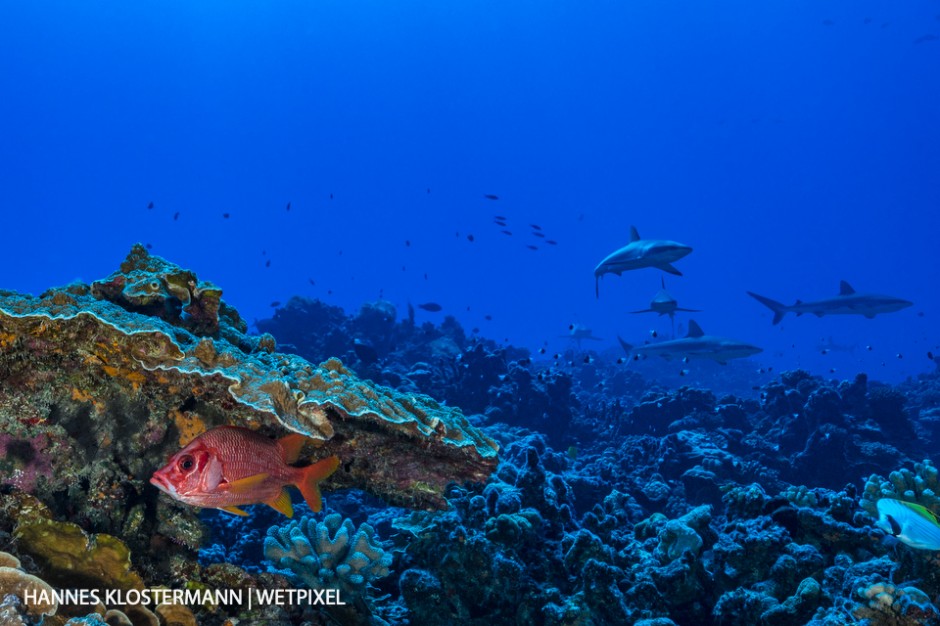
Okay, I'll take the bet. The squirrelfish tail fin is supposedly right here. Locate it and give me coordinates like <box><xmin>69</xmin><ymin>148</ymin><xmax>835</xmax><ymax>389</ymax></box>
<box><xmin>296</xmin><ymin>455</ymin><xmax>340</xmax><ymax>513</ymax></box>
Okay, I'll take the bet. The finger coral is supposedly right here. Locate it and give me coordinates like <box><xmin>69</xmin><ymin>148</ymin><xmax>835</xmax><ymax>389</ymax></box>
<box><xmin>264</xmin><ymin>513</ymin><xmax>392</xmax><ymax>593</ymax></box>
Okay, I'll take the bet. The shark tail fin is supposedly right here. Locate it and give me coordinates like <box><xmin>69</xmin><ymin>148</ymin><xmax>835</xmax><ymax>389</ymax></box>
<box><xmin>747</xmin><ymin>291</ymin><xmax>788</xmax><ymax>325</ymax></box>
<box><xmin>617</xmin><ymin>336</ymin><xmax>634</xmax><ymax>355</ymax></box>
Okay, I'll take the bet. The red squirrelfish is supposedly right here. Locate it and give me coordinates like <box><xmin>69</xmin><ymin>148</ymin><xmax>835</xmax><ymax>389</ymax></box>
<box><xmin>150</xmin><ymin>425</ymin><xmax>339</xmax><ymax>518</ymax></box>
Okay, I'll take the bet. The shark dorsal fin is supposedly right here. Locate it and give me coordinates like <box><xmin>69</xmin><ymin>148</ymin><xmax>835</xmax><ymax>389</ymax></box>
<box><xmin>686</xmin><ymin>320</ymin><xmax>705</xmax><ymax>338</ymax></box>
<box><xmin>839</xmin><ymin>280</ymin><xmax>855</xmax><ymax>295</ymax></box>
<box><xmin>630</xmin><ymin>225</ymin><xmax>641</xmax><ymax>242</ymax></box>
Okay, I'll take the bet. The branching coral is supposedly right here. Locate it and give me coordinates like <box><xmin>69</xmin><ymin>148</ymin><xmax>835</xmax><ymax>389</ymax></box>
<box><xmin>264</xmin><ymin>513</ymin><xmax>392</xmax><ymax>593</ymax></box>
<box><xmin>860</xmin><ymin>460</ymin><xmax>940</xmax><ymax>519</ymax></box>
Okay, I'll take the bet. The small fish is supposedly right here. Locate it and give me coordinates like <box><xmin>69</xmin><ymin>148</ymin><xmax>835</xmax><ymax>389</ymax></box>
<box><xmin>265</xmin><ymin>260</ymin><xmax>271</xmax><ymax>268</ymax></box>
<box><xmin>309</xmin><ymin>278</ymin><xmax>316</xmax><ymax>285</ymax></box>
<box><xmin>330</xmin><ymin>193</ymin><xmax>334</xmax><ymax>200</ymax></box>
<box><xmin>484</xmin><ymin>194</ymin><xmax>499</xmax><ymax>200</ymax></box>
<box><xmin>539</xmin><ymin>347</ymin><xmax>546</xmax><ymax>354</ymax></box>
<box><xmin>532</xmin><ymin>232</ymin><xmax>545</xmax><ymax>238</ymax></box>
<box><xmin>270</xmin><ymin>301</ymin><xmax>281</xmax><ymax>307</ymax></box>
<box><xmin>173</xmin><ymin>212</ymin><xmax>180</xmax><ymax>221</ymax></box>
<box><xmin>914</xmin><ymin>34</ymin><xmax>939</xmax><ymax>44</ymax></box>
<box><xmin>145</xmin><ymin>243</ymin><xmax>153</xmax><ymax>250</ymax></box>
<box><xmin>223</xmin><ymin>213</ymin><xmax>231</xmax><ymax>219</ymax></box>
<box><xmin>427</xmin><ymin>188</ymin><xmax>431</xmax><ymax>194</ymax></box>
<box><xmin>494</xmin><ymin>219</ymin><xmax>507</xmax><ymax>226</ymax></box>
<box><xmin>650</xmin><ymin>330</ymin><xmax>658</xmax><ymax>338</ymax></box>
<box><xmin>494</xmin><ymin>215</ymin><xmax>507</xmax><ymax>221</ymax></box>
<box><xmin>530</xmin><ymin>224</ymin><xmax>542</xmax><ymax>230</ymax></box>
<box><xmin>526</xmin><ymin>245</ymin><xmax>538</xmax><ymax>251</ymax></box>
<box><xmin>418</xmin><ymin>302</ymin><xmax>442</xmax><ymax>312</ymax></box>
<box><xmin>876</xmin><ymin>499</ymin><xmax>940</xmax><ymax>550</ymax></box>
<box><xmin>501</xmin><ymin>230</ymin><xmax>513</xmax><ymax>236</ymax></box>
<box><xmin>485</xmin><ymin>315</ymin><xmax>492</xmax><ymax>321</ymax></box>
<box><xmin>150</xmin><ymin>426</ymin><xmax>339</xmax><ymax>518</ymax></box>
<box><xmin>546</xmin><ymin>240</ymin><xmax>558</xmax><ymax>245</ymax></box>
<box><xmin>405</xmin><ymin>240</ymin><xmax>411</xmax><ymax>247</ymax></box>
<box><xmin>147</xmin><ymin>201</ymin><xmax>154</xmax><ymax>209</ymax></box>
<box><xmin>467</xmin><ymin>234</ymin><xmax>475</xmax><ymax>242</ymax></box>
<box><xmin>285</xmin><ymin>202</ymin><xmax>291</xmax><ymax>211</ymax></box>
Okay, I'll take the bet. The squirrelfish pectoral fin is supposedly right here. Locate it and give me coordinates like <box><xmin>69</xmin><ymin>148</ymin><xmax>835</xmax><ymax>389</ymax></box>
<box><xmin>266</xmin><ymin>488</ymin><xmax>294</xmax><ymax>518</ymax></box>
<box><xmin>222</xmin><ymin>473</ymin><xmax>270</xmax><ymax>494</ymax></box>
<box><xmin>221</xmin><ymin>505</ymin><xmax>249</xmax><ymax>516</ymax></box>
<box><xmin>297</xmin><ymin>456</ymin><xmax>340</xmax><ymax>513</ymax></box>
<box><xmin>278</xmin><ymin>433</ymin><xmax>309</xmax><ymax>464</ymax></box>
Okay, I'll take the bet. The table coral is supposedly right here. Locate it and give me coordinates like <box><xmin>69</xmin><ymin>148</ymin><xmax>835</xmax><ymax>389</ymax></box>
<box><xmin>0</xmin><ymin>245</ymin><xmax>498</xmax><ymax>518</ymax></box>
<box><xmin>263</xmin><ymin>513</ymin><xmax>392</xmax><ymax>593</ymax></box>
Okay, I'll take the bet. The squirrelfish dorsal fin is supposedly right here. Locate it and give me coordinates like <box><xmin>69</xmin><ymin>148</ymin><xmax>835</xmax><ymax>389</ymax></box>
<box><xmin>278</xmin><ymin>433</ymin><xmax>309</xmax><ymax>464</ymax></box>
<box><xmin>630</xmin><ymin>225</ymin><xmax>641</xmax><ymax>242</ymax></box>
<box><xmin>839</xmin><ymin>280</ymin><xmax>855</xmax><ymax>295</ymax></box>
<box><xmin>266</xmin><ymin>488</ymin><xmax>294</xmax><ymax>518</ymax></box>
<box><xmin>222</xmin><ymin>473</ymin><xmax>269</xmax><ymax>494</ymax></box>
<box><xmin>686</xmin><ymin>320</ymin><xmax>705</xmax><ymax>338</ymax></box>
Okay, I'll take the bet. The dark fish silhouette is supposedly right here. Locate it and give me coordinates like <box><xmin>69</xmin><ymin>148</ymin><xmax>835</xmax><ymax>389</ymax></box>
<box><xmin>223</xmin><ymin>213</ymin><xmax>231</xmax><ymax>219</ymax></box>
<box><xmin>530</xmin><ymin>224</ymin><xmax>542</xmax><ymax>230</ymax></box>
<box><xmin>494</xmin><ymin>215</ymin><xmax>507</xmax><ymax>220</ymax></box>
<box><xmin>494</xmin><ymin>219</ymin><xmax>507</xmax><ymax>226</ymax></box>
<box><xmin>914</xmin><ymin>34</ymin><xmax>939</xmax><ymax>44</ymax></box>
<box><xmin>532</xmin><ymin>232</ymin><xmax>545</xmax><ymax>238</ymax></box>
<box><xmin>546</xmin><ymin>240</ymin><xmax>558</xmax><ymax>245</ymax></box>
<box><xmin>147</xmin><ymin>201</ymin><xmax>154</xmax><ymax>209</ymax></box>
<box><xmin>173</xmin><ymin>212</ymin><xmax>180</xmax><ymax>221</ymax></box>
<box><xmin>308</xmin><ymin>278</ymin><xmax>316</xmax><ymax>285</ymax></box>
<box><xmin>145</xmin><ymin>243</ymin><xmax>153</xmax><ymax>250</ymax></box>
<box><xmin>265</xmin><ymin>260</ymin><xmax>271</xmax><ymax>268</ymax></box>
<box><xmin>526</xmin><ymin>245</ymin><xmax>538</xmax><ymax>251</ymax></box>
<box><xmin>270</xmin><ymin>301</ymin><xmax>281</xmax><ymax>307</ymax></box>
<box><xmin>467</xmin><ymin>234</ymin><xmax>475</xmax><ymax>242</ymax></box>
<box><xmin>330</xmin><ymin>193</ymin><xmax>333</xmax><ymax>200</ymax></box>
<box><xmin>485</xmin><ymin>315</ymin><xmax>493</xmax><ymax>321</ymax></box>
<box><xmin>286</xmin><ymin>202</ymin><xmax>291</xmax><ymax>211</ymax></box>
<box><xmin>418</xmin><ymin>302</ymin><xmax>442</xmax><ymax>312</ymax></box>
<box><xmin>405</xmin><ymin>240</ymin><xmax>411</xmax><ymax>247</ymax></box>
<box><xmin>484</xmin><ymin>194</ymin><xmax>499</xmax><ymax>200</ymax></box>
<box><xmin>353</xmin><ymin>339</ymin><xmax>379</xmax><ymax>365</ymax></box>
<box><xmin>501</xmin><ymin>230</ymin><xmax>513</xmax><ymax>236</ymax></box>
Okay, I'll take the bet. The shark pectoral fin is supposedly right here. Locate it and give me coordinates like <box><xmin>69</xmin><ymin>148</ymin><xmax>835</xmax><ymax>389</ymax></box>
<box><xmin>657</xmin><ymin>263</ymin><xmax>683</xmax><ymax>276</ymax></box>
<box><xmin>222</xmin><ymin>473</ymin><xmax>270</xmax><ymax>494</ymax></box>
<box><xmin>266</xmin><ymin>488</ymin><xmax>294</xmax><ymax>518</ymax></box>
<box><xmin>221</xmin><ymin>505</ymin><xmax>249</xmax><ymax>516</ymax></box>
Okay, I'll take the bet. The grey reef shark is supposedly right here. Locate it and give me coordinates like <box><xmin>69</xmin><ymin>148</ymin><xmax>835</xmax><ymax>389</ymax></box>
<box><xmin>747</xmin><ymin>281</ymin><xmax>913</xmax><ymax>325</ymax></box>
<box><xmin>562</xmin><ymin>323</ymin><xmax>604</xmax><ymax>349</ymax></box>
<box><xmin>630</xmin><ymin>276</ymin><xmax>701</xmax><ymax>320</ymax></box>
<box><xmin>617</xmin><ymin>319</ymin><xmax>762</xmax><ymax>365</ymax></box>
<box><xmin>594</xmin><ymin>226</ymin><xmax>692</xmax><ymax>297</ymax></box>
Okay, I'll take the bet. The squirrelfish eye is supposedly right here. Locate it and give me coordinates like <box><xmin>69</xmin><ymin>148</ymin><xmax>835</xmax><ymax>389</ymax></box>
<box><xmin>178</xmin><ymin>454</ymin><xmax>195</xmax><ymax>472</ymax></box>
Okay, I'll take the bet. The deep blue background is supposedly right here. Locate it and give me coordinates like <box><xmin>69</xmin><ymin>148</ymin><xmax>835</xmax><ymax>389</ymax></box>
<box><xmin>1</xmin><ymin>0</ymin><xmax>937</xmax><ymax>383</ymax></box>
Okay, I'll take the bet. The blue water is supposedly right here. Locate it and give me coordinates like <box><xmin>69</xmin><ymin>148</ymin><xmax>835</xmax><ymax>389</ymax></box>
<box><xmin>1</xmin><ymin>0</ymin><xmax>938</xmax><ymax>383</ymax></box>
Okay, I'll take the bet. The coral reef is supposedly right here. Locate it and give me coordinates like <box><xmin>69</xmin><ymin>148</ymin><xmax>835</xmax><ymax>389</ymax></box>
<box><xmin>264</xmin><ymin>513</ymin><xmax>392</xmax><ymax>593</ymax></box>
